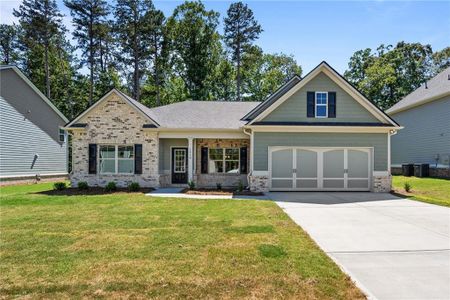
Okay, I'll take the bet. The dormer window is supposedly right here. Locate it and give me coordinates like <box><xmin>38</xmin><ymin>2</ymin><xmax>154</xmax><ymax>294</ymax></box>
<box><xmin>315</xmin><ymin>92</ymin><xmax>328</xmax><ymax>118</ymax></box>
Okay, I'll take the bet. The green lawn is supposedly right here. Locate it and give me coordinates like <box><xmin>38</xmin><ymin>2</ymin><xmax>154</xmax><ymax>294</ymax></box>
<box><xmin>0</xmin><ymin>183</ymin><xmax>363</xmax><ymax>299</ymax></box>
<box><xmin>392</xmin><ymin>176</ymin><xmax>450</xmax><ymax>207</ymax></box>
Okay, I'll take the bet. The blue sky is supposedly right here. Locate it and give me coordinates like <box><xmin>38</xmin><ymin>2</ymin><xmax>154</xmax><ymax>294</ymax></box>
<box><xmin>1</xmin><ymin>0</ymin><xmax>449</xmax><ymax>74</ymax></box>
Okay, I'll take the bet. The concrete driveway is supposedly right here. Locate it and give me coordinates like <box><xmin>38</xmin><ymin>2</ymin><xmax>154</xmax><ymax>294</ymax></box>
<box><xmin>271</xmin><ymin>192</ymin><xmax>450</xmax><ymax>300</ymax></box>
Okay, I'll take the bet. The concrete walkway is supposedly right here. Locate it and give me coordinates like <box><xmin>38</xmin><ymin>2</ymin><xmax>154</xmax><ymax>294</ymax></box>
<box><xmin>271</xmin><ymin>192</ymin><xmax>450</xmax><ymax>300</ymax></box>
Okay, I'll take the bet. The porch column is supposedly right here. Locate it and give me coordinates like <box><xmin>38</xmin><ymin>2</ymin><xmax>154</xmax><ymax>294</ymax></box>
<box><xmin>188</xmin><ymin>137</ymin><xmax>194</xmax><ymax>183</ymax></box>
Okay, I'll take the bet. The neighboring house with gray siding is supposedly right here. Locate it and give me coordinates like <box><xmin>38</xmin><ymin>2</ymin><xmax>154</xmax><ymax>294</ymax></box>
<box><xmin>0</xmin><ymin>65</ymin><xmax>69</xmax><ymax>182</ymax></box>
<box><xmin>65</xmin><ymin>61</ymin><xmax>401</xmax><ymax>192</ymax></box>
<box><xmin>386</xmin><ymin>67</ymin><xmax>450</xmax><ymax>178</ymax></box>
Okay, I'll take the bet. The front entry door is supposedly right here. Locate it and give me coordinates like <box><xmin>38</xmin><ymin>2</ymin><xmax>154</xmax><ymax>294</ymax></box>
<box><xmin>172</xmin><ymin>148</ymin><xmax>188</xmax><ymax>184</ymax></box>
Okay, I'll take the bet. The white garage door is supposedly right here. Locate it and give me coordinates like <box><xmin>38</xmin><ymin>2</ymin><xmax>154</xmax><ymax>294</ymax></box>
<box><xmin>270</xmin><ymin>147</ymin><xmax>371</xmax><ymax>191</ymax></box>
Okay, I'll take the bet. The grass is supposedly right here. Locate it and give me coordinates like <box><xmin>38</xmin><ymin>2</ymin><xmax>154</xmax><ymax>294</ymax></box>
<box><xmin>392</xmin><ymin>176</ymin><xmax>450</xmax><ymax>207</ymax></box>
<box><xmin>0</xmin><ymin>182</ymin><xmax>363</xmax><ymax>299</ymax></box>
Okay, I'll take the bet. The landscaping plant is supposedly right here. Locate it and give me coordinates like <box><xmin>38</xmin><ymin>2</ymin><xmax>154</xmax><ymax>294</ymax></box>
<box><xmin>188</xmin><ymin>180</ymin><xmax>195</xmax><ymax>190</ymax></box>
<box><xmin>216</xmin><ymin>182</ymin><xmax>222</xmax><ymax>190</ymax></box>
<box><xmin>53</xmin><ymin>182</ymin><xmax>67</xmax><ymax>190</ymax></box>
<box><xmin>77</xmin><ymin>181</ymin><xmax>88</xmax><ymax>190</ymax></box>
<box><xmin>128</xmin><ymin>182</ymin><xmax>140</xmax><ymax>192</ymax></box>
<box><xmin>237</xmin><ymin>180</ymin><xmax>244</xmax><ymax>192</ymax></box>
<box><xmin>404</xmin><ymin>182</ymin><xmax>412</xmax><ymax>193</ymax></box>
<box><xmin>105</xmin><ymin>181</ymin><xmax>117</xmax><ymax>192</ymax></box>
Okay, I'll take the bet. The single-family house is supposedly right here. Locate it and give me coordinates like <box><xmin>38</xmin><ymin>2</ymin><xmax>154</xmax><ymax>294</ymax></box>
<box><xmin>0</xmin><ymin>65</ymin><xmax>69</xmax><ymax>183</ymax></box>
<box><xmin>386</xmin><ymin>67</ymin><xmax>450</xmax><ymax>178</ymax></box>
<box><xmin>65</xmin><ymin>61</ymin><xmax>401</xmax><ymax>192</ymax></box>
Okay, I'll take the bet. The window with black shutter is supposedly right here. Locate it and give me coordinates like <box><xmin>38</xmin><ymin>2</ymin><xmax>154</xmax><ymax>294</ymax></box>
<box><xmin>307</xmin><ymin>91</ymin><xmax>315</xmax><ymax>117</ymax></box>
<box><xmin>88</xmin><ymin>144</ymin><xmax>97</xmax><ymax>174</ymax></box>
<box><xmin>328</xmin><ymin>92</ymin><xmax>336</xmax><ymax>118</ymax></box>
<box><xmin>134</xmin><ymin>144</ymin><xmax>142</xmax><ymax>174</ymax></box>
<box><xmin>240</xmin><ymin>147</ymin><xmax>248</xmax><ymax>174</ymax></box>
<box><xmin>201</xmin><ymin>147</ymin><xmax>208</xmax><ymax>173</ymax></box>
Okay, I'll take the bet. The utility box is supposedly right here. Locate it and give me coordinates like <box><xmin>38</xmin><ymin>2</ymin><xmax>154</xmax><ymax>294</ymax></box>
<box><xmin>402</xmin><ymin>164</ymin><xmax>414</xmax><ymax>176</ymax></box>
<box><xmin>414</xmin><ymin>164</ymin><xmax>430</xmax><ymax>177</ymax></box>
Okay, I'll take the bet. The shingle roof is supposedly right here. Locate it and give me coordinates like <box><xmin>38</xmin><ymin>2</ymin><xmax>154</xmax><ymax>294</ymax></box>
<box><xmin>386</xmin><ymin>67</ymin><xmax>450</xmax><ymax>114</ymax></box>
<box><xmin>146</xmin><ymin>100</ymin><xmax>260</xmax><ymax>129</ymax></box>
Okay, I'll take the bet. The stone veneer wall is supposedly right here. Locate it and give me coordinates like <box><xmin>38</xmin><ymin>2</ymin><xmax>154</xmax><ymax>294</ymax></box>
<box><xmin>249</xmin><ymin>175</ymin><xmax>269</xmax><ymax>192</ymax></box>
<box><xmin>194</xmin><ymin>139</ymin><xmax>249</xmax><ymax>188</ymax></box>
<box><xmin>70</xmin><ymin>93</ymin><xmax>159</xmax><ymax>188</ymax></box>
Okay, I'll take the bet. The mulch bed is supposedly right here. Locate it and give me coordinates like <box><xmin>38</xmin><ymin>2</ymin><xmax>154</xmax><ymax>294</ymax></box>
<box><xmin>181</xmin><ymin>188</ymin><xmax>264</xmax><ymax>196</ymax></box>
<box><xmin>38</xmin><ymin>187</ymin><xmax>154</xmax><ymax>196</ymax></box>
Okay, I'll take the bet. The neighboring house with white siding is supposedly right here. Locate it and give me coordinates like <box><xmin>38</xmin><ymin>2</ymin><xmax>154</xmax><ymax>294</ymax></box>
<box><xmin>386</xmin><ymin>67</ymin><xmax>450</xmax><ymax>178</ymax></box>
<box><xmin>0</xmin><ymin>65</ymin><xmax>69</xmax><ymax>183</ymax></box>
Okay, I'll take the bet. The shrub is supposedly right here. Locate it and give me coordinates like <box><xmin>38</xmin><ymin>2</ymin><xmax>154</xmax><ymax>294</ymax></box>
<box><xmin>188</xmin><ymin>181</ymin><xmax>195</xmax><ymax>190</ymax></box>
<box><xmin>237</xmin><ymin>180</ymin><xmax>244</xmax><ymax>192</ymax></box>
<box><xmin>216</xmin><ymin>182</ymin><xmax>222</xmax><ymax>190</ymax></box>
<box><xmin>105</xmin><ymin>181</ymin><xmax>117</xmax><ymax>192</ymax></box>
<box><xmin>77</xmin><ymin>181</ymin><xmax>88</xmax><ymax>190</ymax></box>
<box><xmin>53</xmin><ymin>182</ymin><xmax>67</xmax><ymax>191</ymax></box>
<box><xmin>404</xmin><ymin>182</ymin><xmax>412</xmax><ymax>193</ymax></box>
<box><xmin>128</xmin><ymin>182</ymin><xmax>140</xmax><ymax>192</ymax></box>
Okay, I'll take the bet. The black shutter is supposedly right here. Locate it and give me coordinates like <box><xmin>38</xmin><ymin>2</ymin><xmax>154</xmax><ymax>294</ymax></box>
<box><xmin>307</xmin><ymin>91</ymin><xmax>315</xmax><ymax>117</ymax></box>
<box><xmin>328</xmin><ymin>92</ymin><xmax>336</xmax><ymax>118</ymax></box>
<box><xmin>88</xmin><ymin>144</ymin><xmax>97</xmax><ymax>174</ymax></box>
<box><xmin>201</xmin><ymin>147</ymin><xmax>208</xmax><ymax>174</ymax></box>
<box><xmin>240</xmin><ymin>147</ymin><xmax>248</xmax><ymax>174</ymax></box>
<box><xmin>134</xmin><ymin>144</ymin><xmax>142</xmax><ymax>174</ymax></box>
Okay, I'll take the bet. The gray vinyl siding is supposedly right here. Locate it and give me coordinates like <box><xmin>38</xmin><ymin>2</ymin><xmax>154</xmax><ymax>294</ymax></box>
<box><xmin>158</xmin><ymin>138</ymin><xmax>188</xmax><ymax>172</ymax></box>
<box><xmin>390</xmin><ymin>96</ymin><xmax>450</xmax><ymax>167</ymax></box>
<box><xmin>262</xmin><ymin>72</ymin><xmax>381</xmax><ymax>123</ymax></box>
<box><xmin>253</xmin><ymin>132</ymin><xmax>388</xmax><ymax>171</ymax></box>
<box><xmin>0</xmin><ymin>96</ymin><xmax>67</xmax><ymax>177</ymax></box>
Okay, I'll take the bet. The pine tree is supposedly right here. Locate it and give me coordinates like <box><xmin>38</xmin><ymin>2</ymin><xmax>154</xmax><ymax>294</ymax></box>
<box><xmin>224</xmin><ymin>1</ymin><xmax>262</xmax><ymax>101</ymax></box>
<box><xmin>64</xmin><ymin>0</ymin><xmax>109</xmax><ymax>105</ymax></box>
<box><xmin>0</xmin><ymin>24</ymin><xmax>21</xmax><ymax>65</ymax></box>
<box><xmin>13</xmin><ymin>0</ymin><xmax>64</xmax><ymax>98</ymax></box>
<box><xmin>167</xmin><ymin>1</ymin><xmax>220</xmax><ymax>100</ymax></box>
<box><xmin>114</xmin><ymin>0</ymin><xmax>158</xmax><ymax>101</ymax></box>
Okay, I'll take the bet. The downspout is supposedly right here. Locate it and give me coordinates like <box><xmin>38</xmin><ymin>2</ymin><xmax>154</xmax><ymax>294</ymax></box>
<box><xmin>243</xmin><ymin>128</ymin><xmax>253</xmax><ymax>188</ymax></box>
<box><xmin>388</xmin><ymin>129</ymin><xmax>398</xmax><ymax>175</ymax></box>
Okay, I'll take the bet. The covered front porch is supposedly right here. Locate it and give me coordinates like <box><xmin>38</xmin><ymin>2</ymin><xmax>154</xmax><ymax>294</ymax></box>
<box><xmin>158</xmin><ymin>133</ymin><xmax>250</xmax><ymax>188</ymax></box>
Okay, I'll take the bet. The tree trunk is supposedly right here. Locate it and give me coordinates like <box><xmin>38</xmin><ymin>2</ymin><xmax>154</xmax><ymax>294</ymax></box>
<box><xmin>237</xmin><ymin>49</ymin><xmax>241</xmax><ymax>101</ymax></box>
<box><xmin>89</xmin><ymin>16</ymin><xmax>94</xmax><ymax>105</ymax></box>
<box><xmin>134</xmin><ymin>57</ymin><xmax>139</xmax><ymax>101</ymax></box>
<box><xmin>154</xmin><ymin>37</ymin><xmax>160</xmax><ymax>106</ymax></box>
<box><xmin>44</xmin><ymin>43</ymin><xmax>51</xmax><ymax>98</ymax></box>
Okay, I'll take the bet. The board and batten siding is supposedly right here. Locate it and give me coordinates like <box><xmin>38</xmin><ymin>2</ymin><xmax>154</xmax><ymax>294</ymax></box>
<box><xmin>262</xmin><ymin>72</ymin><xmax>381</xmax><ymax>123</ymax></box>
<box><xmin>390</xmin><ymin>95</ymin><xmax>450</xmax><ymax>167</ymax></box>
<box><xmin>253</xmin><ymin>132</ymin><xmax>388</xmax><ymax>171</ymax></box>
<box><xmin>0</xmin><ymin>96</ymin><xmax>67</xmax><ymax>177</ymax></box>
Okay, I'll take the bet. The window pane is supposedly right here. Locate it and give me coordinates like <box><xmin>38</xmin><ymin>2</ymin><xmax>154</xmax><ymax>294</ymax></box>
<box><xmin>100</xmin><ymin>159</ymin><xmax>115</xmax><ymax>173</ymax></box>
<box><xmin>100</xmin><ymin>145</ymin><xmax>115</xmax><ymax>158</ymax></box>
<box><xmin>316</xmin><ymin>105</ymin><xmax>327</xmax><ymax>117</ymax></box>
<box><xmin>225</xmin><ymin>148</ymin><xmax>239</xmax><ymax>160</ymax></box>
<box><xmin>118</xmin><ymin>159</ymin><xmax>134</xmax><ymax>173</ymax></box>
<box><xmin>208</xmin><ymin>160</ymin><xmax>223</xmax><ymax>173</ymax></box>
<box><xmin>209</xmin><ymin>148</ymin><xmax>223</xmax><ymax>160</ymax></box>
<box><xmin>118</xmin><ymin>146</ymin><xmax>134</xmax><ymax>158</ymax></box>
<box><xmin>225</xmin><ymin>161</ymin><xmax>239</xmax><ymax>173</ymax></box>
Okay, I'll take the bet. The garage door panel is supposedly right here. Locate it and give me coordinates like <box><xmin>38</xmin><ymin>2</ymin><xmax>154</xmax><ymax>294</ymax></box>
<box><xmin>296</xmin><ymin>150</ymin><xmax>317</xmax><ymax>178</ymax></box>
<box><xmin>348</xmin><ymin>179</ymin><xmax>369</xmax><ymax>189</ymax></box>
<box><xmin>348</xmin><ymin>150</ymin><xmax>369</xmax><ymax>178</ymax></box>
<box><xmin>296</xmin><ymin>179</ymin><xmax>318</xmax><ymax>188</ymax></box>
<box><xmin>271</xmin><ymin>149</ymin><xmax>293</xmax><ymax>178</ymax></box>
<box><xmin>323</xmin><ymin>150</ymin><xmax>345</xmax><ymax>178</ymax></box>
<box><xmin>324</xmin><ymin>179</ymin><xmax>345</xmax><ymax>189</ymax></box>
<box><xmin>272</xmin><ymin>179</ymin><xmax>294</xmax><ymax>188</ymax></box>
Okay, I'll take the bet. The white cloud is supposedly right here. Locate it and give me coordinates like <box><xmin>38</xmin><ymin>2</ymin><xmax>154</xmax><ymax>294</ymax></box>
<box><xmin>0</xmin><ymin>0</ymin><xmax>21</xmax><ymax>25</ymax></box>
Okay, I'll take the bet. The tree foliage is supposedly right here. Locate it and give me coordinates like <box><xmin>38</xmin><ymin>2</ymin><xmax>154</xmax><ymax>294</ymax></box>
<box><xmin>224</xmin><ymin>1</ymin><xmax>262</xmax><ymax>101</ymax></box>
<box><xmin>344</xmin><ymin>42</ymin><xmax>445</xmax><ymax>110</ymax></box>
<box><xmin>0</xmin><ymin>24</ymin><xmax>20</xmax><ymax>64</ymax></box>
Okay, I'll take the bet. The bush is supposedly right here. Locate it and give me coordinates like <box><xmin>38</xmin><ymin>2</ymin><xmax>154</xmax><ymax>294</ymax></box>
<box><xmin>404</xmin><ymin>182</ymin><xmax>412</xmax><ymax>193</ymax></box>
<box><xmin>188</xmin><ymin>181</ymin><xmax>195</xmax><ymax>190</ymax></box>
<box><xmin>216</xmin><ymin>182</ymin><xmax>222</xmax><ymax>190</ymax></box>
<box><xmin>128</xmin><ymin>182</ymin><xmax>140</xmax><ymax>192</ymax></box>
<box><xmin>77</xmin><ymin>181</ymin><xmax>88</xmax><ymax>190</ymax></box>
<box><xmin>53</xmin><ymin>182</ymin><xmax>67</xmax><ymax>191</ymax></box>
<box><xmin>105</xmin><ymin>181</ymin><xmax>117</xmax><ymax>192</ymax></box>
<box><xmin>237</xmin><ymin>180</ymin><xmax>244</xmax><ymax>192</ymax></box>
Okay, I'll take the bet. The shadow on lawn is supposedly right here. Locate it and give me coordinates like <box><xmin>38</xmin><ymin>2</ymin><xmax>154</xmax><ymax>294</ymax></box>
<box><xmin>36</xmin><ymin>187</ymin><xmax>154</xmax><ymax>196</ymax></box>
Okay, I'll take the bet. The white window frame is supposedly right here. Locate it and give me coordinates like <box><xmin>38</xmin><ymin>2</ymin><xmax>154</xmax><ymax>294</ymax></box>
<box><xmin>208</xmin><ymin>148</ymin><xmax>240</xmax><ymax>174</ymax></box>
<box><xmin>173</xmin><ymin>148</ymin><xmax>187</xmax><ymax>173</ymax></box>
<box><xmin>98</xmin><ymin>145</ymin><xmax>134</xmax><ymax>175</ymax></box>
<box><xmin>315</xmin><ymin>91</ymin><xmax>328</xmax><ymax>118</ymax></box>
<box><xmin>59</xmin><ymin>128</ymin><xmax>65</xmax><ymax>142</ymax></box>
